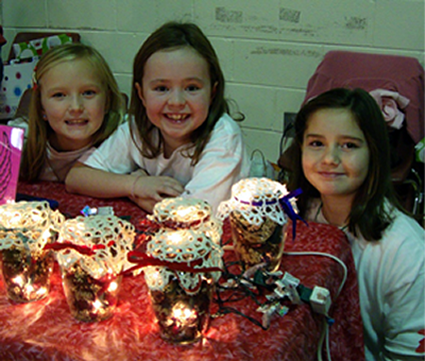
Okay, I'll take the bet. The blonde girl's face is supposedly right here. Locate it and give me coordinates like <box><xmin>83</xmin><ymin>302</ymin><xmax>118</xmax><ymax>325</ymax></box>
<box><xmin>136</xmin><ymin>46</ymin><xmax>214</xmax><ymax>156</ymax></box>
<box><xmin>301</xmin><ymin>108</ymin><xmax>370</xmax><ymax>205</ymax></box>
<box><xmin>39</xmin><ymin>58</ymin><xmax>108</xmax><ymax>151</ymax></box>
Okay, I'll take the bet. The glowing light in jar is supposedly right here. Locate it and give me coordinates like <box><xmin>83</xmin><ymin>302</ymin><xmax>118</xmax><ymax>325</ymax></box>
<box><xmin>171</xmin><ymin>302</ymin><xmax>197</xmax><ymax>326</ymax></box>
<box><xmin>92</xmin><ymin>299</ymin><xmax>103</xmax><ymax>311</ymax></box>
<box><xmin>35</xmin><ymin>287</ymin><xmax>47</xmax><ymax>297</ymax></box>
<box><xmin>108</xmin><ymin>281</ymin><xmax>118</xmax><ymax>292</ymax></box>
<box><xmin>25</xmin><ymin>284</ymin><xmax>34</xmax><ymax>294</ymax></box>
<box><xmin>175</xmin><ymin>206</ymin><xmax>196</xmax><ymax>219</ymax></box>
<box><xmin>12</xmin><ymin>275</ymin><xmax>24</xmax><ymax>287</ymax></box>
<box><xmin>167</xmin><ymin>232</ymin><xmax>185</xmax><ymax>246</ymax></box>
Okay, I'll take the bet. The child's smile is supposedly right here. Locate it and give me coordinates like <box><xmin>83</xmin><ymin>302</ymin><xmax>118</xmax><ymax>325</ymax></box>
<box><xmin>40</xmin><ymin>58</ymin><xmax>107</xmax><ymax>152</ymax></box>
<box><xmin>301</xmin><ymin>108</ymin><xmax>370</xmax><ymax>203</ymax></box>
<box><xmin>136</xmin><ymin>46</ymin><xmax>214</xmax><ymax>155</ymax></box>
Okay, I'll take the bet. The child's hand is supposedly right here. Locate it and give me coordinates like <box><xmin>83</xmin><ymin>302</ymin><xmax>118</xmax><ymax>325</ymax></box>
<box><xmin>129</xmin><ymin>174</ymin><xmax>184</xmax><ymax>213</ymax></box>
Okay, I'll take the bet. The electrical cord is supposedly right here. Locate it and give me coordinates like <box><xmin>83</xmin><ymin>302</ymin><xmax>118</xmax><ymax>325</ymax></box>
<box><xmin>282</xmin><ymin>251</ymin><xmax>348</xmax><ymax>298</ymax></box>
<box><xmin>282</xmin><ymin>251</ymin><xmax>348</xmax><ymax>361</ymax></box>
<box><xmin>215</xmin><ymin>246</ymin><xmax>348</xmax><ymax>360</ymax></box>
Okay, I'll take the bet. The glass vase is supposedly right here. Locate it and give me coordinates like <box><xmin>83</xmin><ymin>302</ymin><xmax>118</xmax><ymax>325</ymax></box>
<box><xmin>149</xmin><ymin>277</ymin><xmax>214</xmax><ymax>344</ymax></box>
<box><xmin>60</xmin><ymin>262</ymin><xmax>122</xmax><ymax>322</ymax></box>
<box><xmin>0</xmin><ymin>247</ymin><xmax>54</xmax><ymax>303</ymax></box>
<box><xmin>229</xmin><ymin>211</ymin><xmax>288</xmax><ymax>272</ymax></box>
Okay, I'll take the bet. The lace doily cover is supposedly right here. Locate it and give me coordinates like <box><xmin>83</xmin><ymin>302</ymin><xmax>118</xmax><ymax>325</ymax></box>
<box><xmin>144</xmin><ymin>228</ymin><xmax>223</xmax><ymax>296</ymax></box>
<box><xmin>149</xmin><ymin>197</ymin><xmax>223</xmax><ymax>245</ymax></box>
<box><xmin>217</xmin><ymin>177</ymin><xmax>294</xmax><ymax>226</ymax></box>
<box><xmin>0</xmin><ymin>201</ymin><xmax>64</xmax><ymax>256</ymax></box>
<box><xmin>56</xmin><ymin>215</ymin><xmax>135</xmax><ymax>279</ymax></box>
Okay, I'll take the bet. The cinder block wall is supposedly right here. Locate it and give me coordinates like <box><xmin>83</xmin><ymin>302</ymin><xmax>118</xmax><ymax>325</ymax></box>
<box><xmin>2</xmin><ymin>0</ymin><xmax>424</xmax><ymax>163</ymax></box>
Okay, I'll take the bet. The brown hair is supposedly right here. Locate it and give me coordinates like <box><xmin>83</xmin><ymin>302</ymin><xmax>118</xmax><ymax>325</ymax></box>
<box><xmin>287</xmin><ymin>88</ymin><xmax>405</xmax><ymax>241</ymax></box>
<box><xmin>129</xmin><ymin>21</ymin><xmax>239</xmax><ymax>165</ymax></box>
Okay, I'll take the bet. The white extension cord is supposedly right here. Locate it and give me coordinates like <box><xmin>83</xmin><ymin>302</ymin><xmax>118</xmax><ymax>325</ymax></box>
<box><xmin>282</xmin><ymin>251</ymin><xmax>348</xmax><ymax>361</ymax></box>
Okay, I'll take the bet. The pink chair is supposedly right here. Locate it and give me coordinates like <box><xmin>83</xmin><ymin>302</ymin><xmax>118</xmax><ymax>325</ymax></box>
<box><xmin>303</xmin><ymin>50</ymin><xmax>424</xmax><ymax>145</ymax></box>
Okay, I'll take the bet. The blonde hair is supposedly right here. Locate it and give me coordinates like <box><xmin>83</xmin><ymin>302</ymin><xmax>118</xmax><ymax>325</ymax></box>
<box><xmin>21</xmin><ymin>43</ymin><xmax>125</xmax><ymax>182</ymax></box>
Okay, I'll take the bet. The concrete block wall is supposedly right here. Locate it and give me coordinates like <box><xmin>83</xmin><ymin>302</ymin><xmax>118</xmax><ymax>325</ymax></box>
<box><xmin>1</xmin><ymin>0</ymin><xmax>424</xmax><ymax>163</ymax></box>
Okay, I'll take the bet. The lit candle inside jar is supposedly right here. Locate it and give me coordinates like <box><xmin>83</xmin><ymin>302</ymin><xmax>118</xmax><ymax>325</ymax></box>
<box><xmin>0</xmin><ymin>201</ymin><xmax>62</xmax><ymax>303</ymax></box>
<box><xmin>175</xmin><ymin>206</ymin><xmax>197</xmax><ymax>219</ymax></box>
<box><xmin>141</xmin><ymin>226</ymin><xmax>222</xmax><ymax>344</ymax></box>
<box><xmin>169</xmin><ymin>302</ymin><xmax>198</xmax><ymax>330</ymax></box>
<box><xmin>56</xmin><ymin>215</ymin><xmax>134</xmax><ymax>322</ymax></box>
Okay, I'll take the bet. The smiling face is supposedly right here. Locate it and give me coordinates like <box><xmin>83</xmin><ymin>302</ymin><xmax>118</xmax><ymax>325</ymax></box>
<box><xmin>136</xmin><ymin>46</ymin><xmax>214</xmax><ymax>156</ymax></box>
<box><xmin>40</xmin><ymin>58</ymin><xmax>108</xmax><ymax>151</ymax></box>
<box><xmin>301</xmin><ymin>108</ymin><xmax>370</xmax><ymax>206</ymax></box>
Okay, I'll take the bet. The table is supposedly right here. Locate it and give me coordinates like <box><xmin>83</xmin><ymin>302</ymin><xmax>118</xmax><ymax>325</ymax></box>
<box><xmin>0</xmin><ymin>181</ymin><xmax>365</xmax><ymax>361</ymax></box>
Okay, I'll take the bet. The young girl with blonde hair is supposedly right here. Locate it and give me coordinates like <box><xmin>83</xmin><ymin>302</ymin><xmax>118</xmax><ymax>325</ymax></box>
<box><xmin>20</xmin><ymin>43</ymin><xmax>125</xmax><ymax>182</ymax></box>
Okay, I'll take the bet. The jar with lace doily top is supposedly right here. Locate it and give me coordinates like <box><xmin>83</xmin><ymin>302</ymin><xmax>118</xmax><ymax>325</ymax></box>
<box><xmin>217</xmin><ymin>178</ymin><xmax>299</xmax><ymax>272</ymax></box>
<box><xmin>139</xmin><ymin>227</ymin><xmax>223</xmax><ymax>344</ymax></box>
<box><xmin>129</xmin><ymin>198</ymin><xmax>223</xmax><ymax>344</ymax></box>
<box><xmin>53</xmin><ymin>215</ymin><xmax>135</xmax><ymax>322</ymax></box>
<box><xmin>0</xmin><ymin>201</ymin><xmax>64</xmax><ymax>303</ymax></box>
<box><xmin>137</xmin><ymin>197</ymin><xmax>222</xmax><ymax>245</ymax></box>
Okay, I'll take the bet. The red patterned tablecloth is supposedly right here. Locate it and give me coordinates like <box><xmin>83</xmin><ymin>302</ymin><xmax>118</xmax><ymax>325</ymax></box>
<box><xmin>0</xmin><ymin>182</ymin><xmax>365</xmax><ymax>361</ymax></box>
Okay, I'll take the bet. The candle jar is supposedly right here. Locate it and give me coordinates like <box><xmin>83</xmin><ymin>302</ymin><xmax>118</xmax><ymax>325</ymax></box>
<box><xmin>0</xmin><ymin>201</ymin><xmax>64</xmax><ymax>303</ymax></box>
<box><xmin>146</xmin><ymin>196</ymin><xmax>222</xmax><ymax>244</ymax></box>
<box><xmin>56</xmin><ymin>215</ymin><xmax>134</xmax><ymax>322</ymax></box>
<box><xmin>218</xmin><ymin>178</ymin><xmax>294</xmax><ymax>272</ymax></box>
<box><xmin>1</xmin><ymin>247</ymin><xmax>54</xmax><ymax>303</ymax></box>
<box><xmin>61</xmin><ymin>262</ymin><xmax>122</xmax><ymax>322</ymax></box>
<box><xmin>148</xmin><ymin>271</ymin><xmax>215</xmax><ymax>344</ymax></box>
<box><xmin>229</xmin><ymin>212</ymin><xmax>287</xmax><ymax>272</ymax></box>
<box><xmin>141</xmin><ymin>223</ymin><xmax>223</xmax><ymax>344</ymax></box>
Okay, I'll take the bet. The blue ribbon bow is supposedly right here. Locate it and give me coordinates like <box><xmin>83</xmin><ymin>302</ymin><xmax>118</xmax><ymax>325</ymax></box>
<box><xmin>235</xmin><ymin>187</ymin><xmax>307</xmax><ymax>240</ymax></box>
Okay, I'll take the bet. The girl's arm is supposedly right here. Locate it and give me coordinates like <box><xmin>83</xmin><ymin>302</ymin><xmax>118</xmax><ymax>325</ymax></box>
<box><xmin>65</xmin><ymin>163</ymin><xmax>135</xmax><ymax>198</ymax></box>
<box><xmin>65</xmin><ymin>163</ymin><xmax>184</xmax><ymax>213</ymax></box>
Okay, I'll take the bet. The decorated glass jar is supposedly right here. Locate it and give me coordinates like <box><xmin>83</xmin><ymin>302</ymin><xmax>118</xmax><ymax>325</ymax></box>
<box><xmin>0</xmin><ymin>201</ymin><xmax>64</xmax><ymax>303</ymax></box>
<box><xmin>131</xmin><ymin>197</ymin><xmax>223</xmax><ymax>344</ymax></box>
<box><xmin>55</xmin><ymin>215</ymin><xmax>134</xmax><ymax>322</ymax></box>
<box><xmin>143</xmin><ymin>228</ymin><xmax>222</xmax><ymax>344</ymax></box>
<box><xmin>217</xmin><ymin>178</ymin><xmax>299</xmax><ymax>272</ymax></box>
<box><xmin>143</xmin><ymin>197</ymin><xmax>222</xmax><ymax>244</ymax></box>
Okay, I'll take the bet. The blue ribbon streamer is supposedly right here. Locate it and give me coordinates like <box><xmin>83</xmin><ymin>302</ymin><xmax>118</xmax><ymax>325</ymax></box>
<box><xmin>278</xmin><ymin>188</ymin><xmax>308</xmax><ymax>240</ymax></box>
<box><xmin>234</xmin><ymin>188</ymin><xmax>307</xmax><ymax>240</ymax></box>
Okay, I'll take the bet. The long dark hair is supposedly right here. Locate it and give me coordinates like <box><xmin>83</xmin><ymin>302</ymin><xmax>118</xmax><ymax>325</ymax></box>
<box><xmin>287</xmin><ymin>88</ymin><xmax>404</xmax><ymax>241</ymax></box>
<box><xmin>129</xmin><ymin>21</ymin><xmax>233</xmax><ymax>164</ymax></box>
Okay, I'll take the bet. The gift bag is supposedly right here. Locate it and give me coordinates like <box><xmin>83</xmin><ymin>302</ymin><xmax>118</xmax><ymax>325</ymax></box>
<box><xmin>0</xmin><ymin>125</ymin><xmax>25</xmax><ymax>205</ymax></box>
<box><xmin>0</xmin><ymin>58</ymin><xmax>36</xmax><ymax>120</ymax></box>
<box><xmin>0</xmin><ymin>33</ymin><xmax>76</xmax><ymax>120</ymax></box>
<box><xmin>12</xmin><ymin>34</ymin><xmax>73</xmax><ymax>61</ymax></box>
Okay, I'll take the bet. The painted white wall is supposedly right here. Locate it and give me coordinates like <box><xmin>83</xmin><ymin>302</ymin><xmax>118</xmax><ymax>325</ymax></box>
<box><xmin>2</xmin><ymin>0</ymin><xmax>424</xmax><ymax>163</ymax></box>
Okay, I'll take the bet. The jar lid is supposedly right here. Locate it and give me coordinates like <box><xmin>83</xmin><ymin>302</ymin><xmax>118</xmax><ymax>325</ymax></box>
<box><xmin>0</xmin><ymin>201</ymin><xmax>64</xmax><ymax>254</ymax></box>
<box><xmin>151</xmin><ymin>197</ymin><xmax>212</xmax><ymax>224</ymax></box>
<box><xmin>148</xmin><ymin>197</ymin><xmax>222</xmax><ymax>245</ymax></box>
<box><xmin>144</xmin><ymin>228</ymin><xmax>223</xmax><ymax>295</ymax></box>
<box><xmin>55</xmin><ymin>215</ymin><xmax>135</xmax><ymax>278</ymax></box>
<box><xmin>217</xmin><ymin>178</ymin><xmax>295</xmax><ymax>226</ymax></box>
